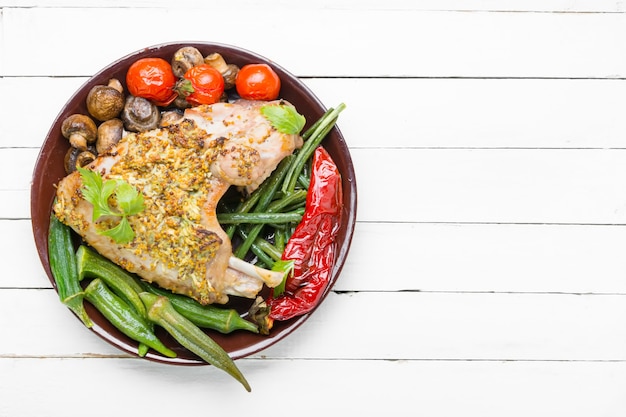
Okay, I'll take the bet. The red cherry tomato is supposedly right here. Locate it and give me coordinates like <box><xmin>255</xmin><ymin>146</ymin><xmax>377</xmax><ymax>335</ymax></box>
<box><xmin>235</xmin><ymin>63</ymin><xmax>281</xmax><ymax>101</ymax></box>
<box><xmin>180</xmin><ymin>64</ymin><xmax>225</xmax><ymax>106</ymax></box>
<box><xmin>126</xmin><ymin>57</ymin><xmax>178</xmax><ymax>107</ymax></box>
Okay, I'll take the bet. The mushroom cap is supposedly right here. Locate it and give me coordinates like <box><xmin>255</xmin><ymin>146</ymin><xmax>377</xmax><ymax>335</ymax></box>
<box><xmin>61</xmin><ymin>114</ymin><xmax>97</xmax><ymax>150</ymax></box>
<box><xmin>204</xmin><ymin>53</ymin><xmax>239</xmax><ymax>90</ymax></box>
<box><xmin>159</xmin><ymin>110</ymin><xmax>185</xmax><ymax>128</ymax></box>
<box><xmin>107</xmin><ymin>78</ymin><xmax>124</xmax><ymax>94</ymax></box>
<box><xmin>222</xmin><ymin>64</ymin><xmax>240</xmax><ymax>90</ymax></box>
<box><xmin>96</xmin><ymin>118</ymin><xmax>124</xmax><ymax>154</ymax></box>
<box><xmin>87</xmin><ymin>85</ymin><xmax>125</xmax><ymax>121</ymax></box>
<box><xmin>121</xmin><ymin>95</ymin><xmax>161</xmax><ymax>132</ymax></box>
<box><xmin>171</xmin><ymin>46</ymin><xmax>205</xmax><ymax>78</ymax></box>
<box><xmin>64</xmin><ymin>147</ymin><xmax>96</xmax><ymax>174</ymax></box>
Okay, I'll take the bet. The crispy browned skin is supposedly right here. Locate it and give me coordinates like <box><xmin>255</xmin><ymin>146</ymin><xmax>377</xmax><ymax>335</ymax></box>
<box><xmin>54</xmin><ymin>100</ymin><xmax>302</xmax><ymax>304</ymax></box>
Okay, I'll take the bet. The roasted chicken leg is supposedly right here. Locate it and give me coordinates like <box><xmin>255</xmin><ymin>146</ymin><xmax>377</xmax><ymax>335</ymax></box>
<box><xmin>54</xmin><ymin>100</ymin><xmax>303</xmax><ymax>305</ymax></box>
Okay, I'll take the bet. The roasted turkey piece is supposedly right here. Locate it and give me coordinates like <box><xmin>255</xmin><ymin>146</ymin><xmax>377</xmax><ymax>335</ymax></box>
<box><xmin>54</xmin><ymin>100</ymin><xmax>303</xmax><ymax>305</ymax></box>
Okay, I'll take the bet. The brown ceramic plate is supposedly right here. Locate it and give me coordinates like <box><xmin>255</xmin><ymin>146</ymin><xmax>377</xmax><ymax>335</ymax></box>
<box><xmin>30</xmin><ymin>42</ymin><xmax>357</xmax><ymax>364</ymax></box>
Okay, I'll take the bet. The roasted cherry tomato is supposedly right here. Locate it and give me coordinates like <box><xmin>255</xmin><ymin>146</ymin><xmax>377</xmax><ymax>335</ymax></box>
<box><xmin>178</xmin><ymin>64</ymin><xmax>225</xmax><ymax>106</ymax></box>
<box><xmin>235</xmin><ymin>63</ymin><xmax>281</xmax><ymax>101</ymax></box>
<box><xmin>126</xmin><ymin>57</ymin><xmax>178</xmax><ymax>107</ymax></box>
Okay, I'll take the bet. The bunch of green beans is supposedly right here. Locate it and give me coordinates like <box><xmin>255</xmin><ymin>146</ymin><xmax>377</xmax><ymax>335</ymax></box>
<box><xmin>217</xmin><ymin>103</ymin><xmax>346</xmax><ymax>268</ymax></box>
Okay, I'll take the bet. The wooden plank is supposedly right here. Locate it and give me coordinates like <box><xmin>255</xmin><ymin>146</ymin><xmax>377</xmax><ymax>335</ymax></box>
<box><xmin>0</xmin><ymin>190</ymin><xmax>30</xmax><ymax>220</ymax></box>
<box><xmin>0</xmin><ymin>148</ymin><xmax>37</xmax><ymax>190</ymax></box>
<box><xmin>339</xmin><ymin>222</ymin><xmax>626</xmax><ymax>294</ymax></box>
<box><xmin>2</xmin><ymin>357</ymin><xmax>626</xmax><ymax>416</ymax></box>
<box><xmin>9</xmin><ymin>219</ymin><xmax>626</xmax><ymax>295</ymax></box>
<box><xmin>5</xmin><ymin>77</ymin><xmax>626</xmax><ymax>150</ymax></box>
<box><xmin>305</xmin><ymin>78</ymin><xmax>626</xmax><ymax>150</ymax></box>
<box><xmin>4</xmin><ymin>290</ymin><xmax>626</xmax><ymax>361</ymax></box>
<box><xmin>0</xmin><ymin>220</ymin><xmax>48</xmax><ymax>289</ymax></box>
<box><xmin>10</xmin><ymin>147</ymin><xmax>626</xmax><ymax>223</ymax></box>
<box><xmin>2</xmin><ymin>8</ymin><xmax>625</xmax><ymax>78</ymax></box>
<box><xmin>351</xmin><ymin>148</ymin><xmax>626</xmax><ymax>224</ymax></box>
<box><xmin>0</xmin><ymin>77</ymin><xmax>86</xmax><ymax>148</ymax></box>
<box><xmin>2</xmin><ymin>0</ymin><xmax>624</xmax><ymax>12</ymax></box>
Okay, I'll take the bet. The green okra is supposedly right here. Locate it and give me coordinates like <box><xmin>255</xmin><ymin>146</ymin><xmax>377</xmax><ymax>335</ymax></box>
<box><xmin>140</xmin><ymin>283</ymin><xmax>258</xmax><ymax>334</ymax></box>
<box><xmin>76</xmin><ymin>245</ymin><xmax>146</xmax><ymax>317</ymax></box>
<box><xmin>84</xmin><ymin>279</ymin><xmax>176</xmax><ymax>359</ymax></box>
<box><xmin>139</xmin><ymin>292</ymin><xmax>251</xmax><ymax>392</ymax></box>
<box><xmin>47</xmin><ymin>213</ymin><xmax>93</xmax><ymax>328</ymax></box>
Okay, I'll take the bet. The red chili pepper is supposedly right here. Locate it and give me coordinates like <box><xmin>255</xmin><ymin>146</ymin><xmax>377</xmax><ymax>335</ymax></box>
<box><xmin>268</xmin><ymin>146</ymin><xmax>343</xmax><ymax>321</ymax></box>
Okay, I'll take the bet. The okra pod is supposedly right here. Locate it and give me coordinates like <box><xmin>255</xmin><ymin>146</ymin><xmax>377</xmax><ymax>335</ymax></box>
<box><xmin>140</xmin><ymin>283</ymin><xmax>258</xmax><ymax>334</ymax></box>
<box><xmin>47</xmin><ymin>213</ymin><xmax>93</xmax><ymax>328</ymax></box>
<box><xmin>84</xmin><ymin>279</ymin><xmax>176</xmax><ymax>359</ymax></box>
<box><xmin>139</xmin><ymin>292</ymin><xmax>251</xmax><ymax>392</ymax></box>
<box><xmin>76</xmin><ymin>245</ymin><xmax>146</xmax><ymax>317</ymax></box>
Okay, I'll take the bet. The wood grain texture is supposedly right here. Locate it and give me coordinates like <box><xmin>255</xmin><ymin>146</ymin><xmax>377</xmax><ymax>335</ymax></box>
<box><xmin>1</xmin><ymin>8</ymin><xmax>625</xmax><ymax>78</ymax></box>
<box><xmin>3</xmin><ymin>357</ymin><xmax>625</xmax><ymax>417</ymax></box>
<box><xmin>2</xmin><ymin>2</ymin><xmax>626</xmax><ymax>416</ymax></box>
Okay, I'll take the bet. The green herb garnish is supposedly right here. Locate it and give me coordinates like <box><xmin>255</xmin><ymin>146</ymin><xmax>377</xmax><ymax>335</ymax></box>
<box><xmin>77</xmin><ymin>167</ymin><xmax>145</xmax><ymax>244</ymax></box>
<box><xmin>271</xmin><ymin>259</ymin><xmax>295</xmax><ymax>297</ymax></box>
<box><xmin>261</xmin><ymin>104</ymin><xmax>306</xmax><ymax>135</ymax></box>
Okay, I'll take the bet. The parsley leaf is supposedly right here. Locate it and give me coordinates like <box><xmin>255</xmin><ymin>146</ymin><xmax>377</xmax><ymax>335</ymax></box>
<box><xmin>261</xmin><ymin>104</ymin><xmax>306</xmax><ymax>135</ymax></box>
<box><xmin>99</xmin><ymin>216</ymin><xmax>135</xmax><ymax>244</ymax></box>
<box><xmin>115</xmin><ymin>180</ymin><xmax>145</xmax><ymax>216</ymax></box>
<box><xmin>77</xmin><ymin>167</ymin><xmax>145</xmax><ymax>244</ymax></box>
<box><xmin>271</xmin><ymin>259</ymin><xmax>295</xmax><ymax>297</ymax></box>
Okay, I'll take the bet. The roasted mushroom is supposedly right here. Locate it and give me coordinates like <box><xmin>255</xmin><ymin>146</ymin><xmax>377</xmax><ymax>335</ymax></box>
<box><xmin>86</xmin><ymin>79</ymin><xmax>125</xmax><ymax>122</ymax></box>
<box><xmin>96</xmin><ymin>118</ymin><xmax>124</xmax><ymax>153</ymax></box>
<box><xmin>121</xmin><ymin>95</ymin><xmax>160</xmax><ymax>132</ymax></box>
<box><xmin>107</xmin><ymin>78</ymin><xmax>124</xmax><ymax>94</ymax></box>
<box><xmin>159</xmin><ymin>110</ymin><xmax>185</xmax><ymax>127</ymax></box>
<box><xmin>173</xmin><ymin>95</ymin><xmax>191</xmax><ymax>110</ymax></box>
<box><xmin>64</xmin><ymin>147</ymin><xmax>96</xmax><ymax>174</ymax></box>
<box><xmin>61</xmin><ymin>114</ymin><xmax>97</xmax><ymax>150</ymax></box>
<box><xmin>171</xmin><ymin>46</ymin><xmax>205</xmax><ymax>78</ymax></box>
<box><xmin>204</xmin><ymin>53</ymin><xmax>239</xmax><ymax>90</ymax></box>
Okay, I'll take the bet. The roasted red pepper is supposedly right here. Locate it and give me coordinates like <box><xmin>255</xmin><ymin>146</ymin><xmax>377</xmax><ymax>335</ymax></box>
<box><xmin>268</xmin><ymin>146</ymin><xmax>343</xmax><ymax>321</ymax></box>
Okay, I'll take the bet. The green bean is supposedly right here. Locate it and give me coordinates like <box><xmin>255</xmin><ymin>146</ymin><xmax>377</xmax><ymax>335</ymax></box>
<box><xmin>235</xmin><ymin>228</ymin><xmax>282</xmax><ymax>263</ymax></box>
<box><xmin>217</xmin><ymin>211</ymin><xmax>303</xmax><ymax>225</ymax></box>
<box><xmin>301</xmin><ymin>108</ymin><xmax>328</xmax><ymax>141</ymax></box>
<box><xmin>248</xmin><ymin>243</ymin><xmax>276</xmax><ymax>267</ymax></box>
<box><xmin>281</xmin><ymin>103</ymin><xmax>346</xmax><ymax>193</ymax></box>
<box><xmin>232</xmin><ymin>157</ymin><xmax>295</xmax><ymax>258</ymax></box>
<box><xmin>224</xmin><ymin>185</ymin><xmax>263</xmax><ymax>239</ymax></box>
<box><xmin>140</xmin><ymin>292</ymin><xmax>251</xmax><ymax>392</ymax></box>
<box><xmin>225</xmin><ymin>155</ymin><xmax>294</xmax><ymax>239</ymax></box>
<box><xmin>266</xmin><ymin>190</ymin><xmax>307</xmax><ymax>213</ymax></box>
<box><xmin>254</xmin><ymin>154</ymin><xmax>295</xmax><ymax>211</ymax></box>
<box><xmin>273</xmin><ymin>226</ymin><xmax>287</xmax><ymax>253</ymax></box>
<box><xmin>297</xmin><ymin>173</ymin><xmax>310</xmax><ymax>190</ymax></box>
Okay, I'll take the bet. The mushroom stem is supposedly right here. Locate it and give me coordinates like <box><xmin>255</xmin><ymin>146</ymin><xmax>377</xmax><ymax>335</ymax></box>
<box><xmin>204</xmin><ymin>53</ymin><xmax>229</xmax><ymax>73</ymax></box>
<box><xmin>61</xmin><ymin>114</ymin><xmax>97</xmax><ymax>151</ymax></box>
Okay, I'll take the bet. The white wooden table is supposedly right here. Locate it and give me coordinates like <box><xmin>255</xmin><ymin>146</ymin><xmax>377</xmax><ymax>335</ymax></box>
<box><xmin>2</xmin><ymin>1</ymin><xmax>626</xmax><ymax>415</ymax></box>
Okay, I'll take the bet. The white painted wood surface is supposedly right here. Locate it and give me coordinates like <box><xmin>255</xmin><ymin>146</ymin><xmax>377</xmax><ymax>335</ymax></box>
<box><xmin>2</xmin><ymin>1</ymin><xmax>626</xmax><ymax>416</ymax></box>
